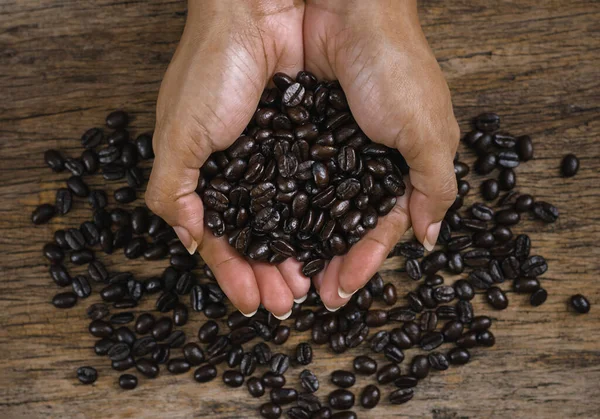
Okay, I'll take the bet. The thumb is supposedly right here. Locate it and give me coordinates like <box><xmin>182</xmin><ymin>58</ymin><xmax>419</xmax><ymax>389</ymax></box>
<box><xmin>145</xmin><ymin>120</ymin><xmax>212</xmax><ymax>254</ymax></box>
<box><xmin>398</xmin><ymin>119</ymin><xmax>459</xmax><ymax>251</ymax></box>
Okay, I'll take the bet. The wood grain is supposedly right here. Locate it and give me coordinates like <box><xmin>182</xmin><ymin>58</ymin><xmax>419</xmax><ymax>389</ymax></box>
<box><xmin>1</xmin><ymin>1</ymin><xmax>599</xmax><ymax>418</ymax></box>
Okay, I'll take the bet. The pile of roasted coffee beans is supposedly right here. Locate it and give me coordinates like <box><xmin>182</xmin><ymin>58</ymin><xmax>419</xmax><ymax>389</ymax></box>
<box><xmin>32</xmin><ymin>72</ymin><xmax>590</xmax><ymax>418</ymax></box>
<box><xmin>197</xmin><ymin>71</ymin><xmax>408</xmax><ymax>277</ymax></box>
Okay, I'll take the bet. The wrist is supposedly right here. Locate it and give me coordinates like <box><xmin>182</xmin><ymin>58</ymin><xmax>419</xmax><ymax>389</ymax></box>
<box><xmin>188</xmin><ymin>0</ymin><xmax>300</xmax><ymax>24</ymax></box>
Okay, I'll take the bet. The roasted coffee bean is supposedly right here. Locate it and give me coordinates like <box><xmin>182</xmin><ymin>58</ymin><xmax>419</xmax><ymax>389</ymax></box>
<box><xmin>447</xmin><ymin>252</ymin><xmax>464</xmax><ymax>274</ymax></box>
<box><xmin>515</xmin><ymin>194</ymin><xmax>534</xmax><ymax>212</ymax></box>
<box><xmin>197</xmin><ymin>321</ymin><xmax>218</xmax><ymax>345</ymax></box>
<box><xmin>165</xmin><ymin>358</ymin><xmax>190</xmax><ymax>375</ymax></box>
<box><xmin>434</xmin><ymin>286</ymin><xmax>455</xmax><ymax>304</ymax></box>
<box><xmin>118</xmin><ymin>374</ymin><xmax>137</xmax><ymax>390</ymax></box>
<box><xmin>94</xmin><ymin>338</ymin><xmax>114</xmax><ymax>356</ymax></box>
<box><xmin>259</xmin><ymin>402</ymin><xmax>282</xmax><ymax>419</ymax></box>
<box><xmin>353</xmin><ymin>356</ymin><xmax>377</xmax><ymax>375</ymax></box>
<box><xmin>496</xmin><ymin>151</ymin><xmax>520</xmax><ymax>169</ymax></box>
<box><xmin>530</xmin><ymin>288</ymin><xmax>548</xmax><ymax>306</ymax></box>
<box><xmin>496</xmin><ymin>209</ymin><xmax>520</xmax><ymax>225</ymax></box>
<box><xmin>52</xmin><ymin>292</ymin><xmax>77</xmax><ymax>308</ymax></box>
<box><xmin>150</xmin><ymin>343</ymin><xmax>169</xmax><ymax>364</ymax></box>
<box><xmin>463</xmin><ymin>249</ymin><xmax>491</xmax><ymax>268</ymax></box>
<box><xmin>471</xmin><ymin>203</ymin><xmax>494</xmax><ymax>221</ymax></box>
<box><xmin>271</xmin><ymin>388</ymin><xmax>298</xmax><ymax>405</ymax></box>
<box><xmin>521</xmin><ymin>255</ymin><xmax>548</xmax><ymax>277</ymax></box>
<box><xmin>114</xmin><ymin>187</ymin><xmax>136</xmax><ymax>204</ymax></box>
<box><xmin>108</xmin><ymin>342</ymin><xmax>131</xmax><ymax>362</ymax></box>
<box><xmin>156</xmin><ymin>291</ymin><xmax>178</xmax><ymax>312</ymax></box>
<box><xmin>436</xmin><ymin>305</ymin><xmax>458</xmax><ymax>320</ymax></box>
<box><xmin>115</xmin><ymin>327</ymin><xmax>136</xmax><ymax>346</ymax></box>
<box><xmin>477</xmin><ymin>330</ymin><xmax>496</xmax><ymax>347</ymax></box>
<box><xmin>517</xmin><ymin>135</ymin><xmax>533</xmax><ymax>161</ymax></box>
<box><xmin>486</xmin><ymin>287</ymin><xmax>509</xmax><ymax>310</ymax></box>
<box><xmin>43</xmin><ymin>242</ymin><xmax>64</xmax><ymax>264</ymax></box>
<box><xmin>67</xmin><ymin>175</ymin><xmax>89</xmax><ymax>197</ymax></box>
<box><xmin>448</xmin><ymin>347</ymin><xmax>471</xmax><ymax>365</ymax></box>
<box><xmin>328</xmin><ymin>389</ymin><xmax>355</xmax><ymax>411</ymax></box>
<box><xmin>270</xmin><ymin>353</ymin><xmax>290</xmax><ymax>375</ymax></box>
<box><xmin>499</xmin><ymin>168</ymin><xmax>516</xmax><ymax>190</ymax></box>
<box><xmin>470</xmin><ymin>316</ymin><xmax>492</xmax><ymax>332</ymax></box>
<box><xmin>89</xmin><ymin>319</ymin><xmax>113</xmax><ymax>338</ymax></box>
<box><xmin>531</xmin><ymin>201</ymin><xmax>559</xmax><ymax>223</ymax></box>
<box><xmin>135</xmin><ymin>133</ymin><xmax>154</xmax><ymax>159</ymax></box>
<box><xmin>106</xmin><ymin>110</ymin><xmax>128</xmax><ymax>129</ymax></box>
<box><xmin>87</xmin><ymin>303</ymin><xmax>109</xmax><ymax>321</ymax></box>
<box><xmin>475</xmin><ymin>153</ymin><xmax>497</xmax><ymax>175</ymax></box>
<box><xmin>295</xmin><ymin>342</ymin><xmax>313</xmax><ymax>365</ymax></box>
<box><xmin>442</xmin><ymin>320</ymin><xmax>464</xmax><ymax>342</ymax></box>
<box><xmin>112</xmin><ymin>356</ymin><xmax>135</xmax><ymax>371</ymax></box>
<box><xmin>54</xmin><ymin>188</ymin><xmax>73</xmax><ymax>215</ymax></box>
<box><xmin>468</xmin><ymin>270</ymin><xmax>493</xmax><ymax>290</ymax></box>
<box><xmin>570</xmin><ymin>294</ymin><xmax>591</xmax><ymax>314</ymax></box>
<box><xmin>32</xmin><ymin>204</ymin><xmax>56</xmax><ymax>224</ymax></box>
<box><xmin>457</xmin><ymin>300</ymin><xmax>474</xmax><ymax>324</ymax></box>
<box><xmin>454</xmin><ymin>280</ymin><xmax>475</xmax><ymax>301</ymax></box>
<box><xmin>299</xmin><ymin>369</ymin><xmax>320</xmax><ymax>393</ymax></box>
<box><xmin>376</xmin><ymin>363</ymin><xmax>401</xmax><ymax>384</ymax></box>
<box><xmin>421</xmin><ymin>251</ymin><xmax>448</xmax><ymax>275</ymax></box>
<box><xmin>481</xmin><ymin>178</ymin><xmax>500</xmax><ymax>201</ymax></box>
<box><xmin>194</xmin><ymin>364</ymin><xmax>217</xmax><ymax>383</ymax></box>
<box><xmin>428</xmin><ymin>352</ymin><xmax>450</xmax><ymax>371</ymax></box>
<box><xmin>331</xmin><ymin>370</ymin><xmax>356</xmax><ymax>389</ymax></box>
<box><xmin>261</xmin><ymin>371</ymin><xmax>285</xmax><ymax>389</ymax></box>
<box><xmin>135</xmin><ymin>358</ymin><xmax>159</xmax><ymax>379</ymax></box>
<box><xmin>561</xmin><ymin>154</ymin><xmax>579</xmax><ymax>177</ymax></box>
<box><xmin>44</xmin><ymin>149</ymin><xmax>65</xmax><ymax>172</ymax></box>
<box><xmin>420</xmin><ymin>332</ymin><xmax>444</xmax><ymax>351</ymax></box>
<box><xmin>245</xmin><ymin>376</ymin><xmax>265</xmax><ymax>398</ymax></box>
<box><xmin>77</xmin><ymin>366</ymin><xmax>98</xmax><ymax>384</ymax></box>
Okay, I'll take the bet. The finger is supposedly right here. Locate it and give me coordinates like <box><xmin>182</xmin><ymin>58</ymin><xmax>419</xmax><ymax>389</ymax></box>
<box><xmin>199</xmin><ymin>233</ymin><xmax>260</xmax><ymax>316</ymax></box>
<box><xmin>277</xmin><ymin>259</ymin><xmax>311</xmax><ymax>303</ymax></box>
<box><xmin>251</xmin><ymin>261</ymin><xmax>295</xmax><ymax>320</ymax></box>
<box><xmin>312</xmin><ymin>263</ymin><xmax>328</xmax><ymax>293</ymax></box>
<box><xmin>145</xmin><ymin>120</ymin><xmax>213</xmax><ymax>254</ymax></box>
<box><xmin>399</xmin><ymin>119</ymin><xmax>459</xmax><ymax>250</ymax></box>
<box><xmin>317</xmin><ymin>257</ymin><xmax>348</xmax><ymax>311</ymax></box>
<box><xmin>337</xmin><ymin>180</ymin><xmax>413</xmax><ymax>298</ymax></box>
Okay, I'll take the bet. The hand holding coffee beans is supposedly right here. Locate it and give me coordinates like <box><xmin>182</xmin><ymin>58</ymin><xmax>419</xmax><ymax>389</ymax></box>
<box><xmin>145</xmin><ymin>0</ymin><xmax>461</xmax><ymax>316</ymax></box>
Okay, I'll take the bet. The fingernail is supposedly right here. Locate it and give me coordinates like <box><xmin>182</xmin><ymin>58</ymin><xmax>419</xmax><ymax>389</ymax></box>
<box><xmin>423</xmin><ymin>221</ymin><xmax>442</xmax><ymax>252</ymax></box>
<box><xmin>240</xmin><ymin>309</ymin><xmax>258</xmax><ymax>318</ymax></box>
<box><xmin>338</xmin><ymin>286</ymin><xmax>356</xmax><ymax>299</ymax></box>
<box><xmin>294</xmin><ymin>294</ymin><xmax>308</xmax><ymax>304</ymax></box>
<box><xmin>273</xmin><ymin>309</ymin><xmax>292</xmax><ymax>320</ymax></box>
<box><xmin>173</xmin><ymin>226</ymin><xmax>198</xmax><ymax>255</ymax></box>
<box><xmin>323</xmin><ymin>303</ymin><xmax>341</xmax><ymax>312</ymax></box>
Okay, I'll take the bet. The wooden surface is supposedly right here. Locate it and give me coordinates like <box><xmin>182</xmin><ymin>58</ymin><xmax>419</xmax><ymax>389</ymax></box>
<box><xmin>1</xmin><ymin>1</ymin><xmax>599</xmax><ymax>418</ymax></box>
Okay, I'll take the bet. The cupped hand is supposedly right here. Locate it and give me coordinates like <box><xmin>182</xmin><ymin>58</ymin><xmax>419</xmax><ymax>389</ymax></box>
<box><xmin>146</xmin><ymin>0</ymin><xmax>309</xmax><ymax>318</ymax></box>
<box><xmin>304</xmin><ymin>0</ymin><xmax>460</xmax><ymax>310</ymax></box>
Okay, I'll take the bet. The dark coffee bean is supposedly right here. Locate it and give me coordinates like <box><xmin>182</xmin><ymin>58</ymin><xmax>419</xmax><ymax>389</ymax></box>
<box><xmin>89</xmin><ymin>319</ymin><xmax>113</xmax><ymax>337</ymax></box>
<box><xmin>302</xmin><ymin>259</ymin><xmax>325</xmax><ymax>277</ymax></box>
<box><xmin>126</xmin><ymin>167</ymin><xmax>144</xmax><ymax>188</ymax></box>
<box><xmin>259</xmin><ymin>402</ymin><xmax>282</xmax><ymax>419</ymax></box>
<box><xmin>114</xmin><ymin>187</ymin><xmax>136</xmax><ymax>204</ymax></box>
<box><xmin>442</xmin><ymin>320</ymin><xmax>464</xmax><ymax>342</ymax></box>
<box><xmin>464</xmin><ymin>249</ymin><xmax>491</xmax><ymax>268</ymax></box>
<box><xmin>270</xmin><ymin>353</ymin><xmax>290</xmax><ymax>375</ymax></box>
<box><xmin>106</xmin><ymin>128</ymin><xmax>129</xmax><ymax>146</ymax></box>
<box><xmin>136</xmin><ymin>358</ymin><xmax>159</xmax><ymax>378</ymax></box>
<box><xmin>135</xmin><ymin>133</ymin><xmax>154</xmax><ymax>159</ymax></box>
<box><xmin>420</xmin><ymin>332</ymin><xmax>444</xmax><ymax>351</ymax></box>
<box><xmin>170</xmin><ymin>253</ymin><xmax>197</xmax><ymax>271</ymax></box>
<box><xmin>77</xmin><ymin>366</ymin><xmax>97</xmax><ymax>384</ymax></box>
<box><xmin>106</xmin><ymin>110</ymin><xmax>129</xmax><ymax>129</ymax></box>
<box><xmin>67</xmin><ymin>275</ymin><xmax>90</xmax><ymax>298</ymax></box>
<box><xmin>471</xmin><ymin>203</ymin><xmax>494</xmax><ymax>221</ymax></box>
<box><xmin>130</xmin><ymin>336</ymin><xmax>157</xmax><ymax>357</ymax></box>
<box><xmin>353</xmin><ymin>356</ymin><xmax>377</xmax><ymax>375</ymax></box>
<box><xmin>515</xmin><ymin>135</ymin><xmax>533</xmax><ymax>161</ymax></box>
<box><xmin>428</xmin><ymin>352</ymin><xmax>449</xmax><ymax>371</ymax></box>
<box><xmin>515</xmin><ymin>194</ymin><xmax>534</xmax><ymax>212</ymax></box>
<box><xmin>454</xmin><ymin>280</ymin><xmax>474</xmax><ymax>301</ymax></box>
<box><xmin>474</xmin><ymin>112</ymin><xmax>500</xmax><ymax>132</ymax></box>
<box><xmin>498</xmin><ymin>168</ymin><xmax>516</xmax><ymax>191</ymax></box>
<box><xmin>87</xmin><ymin>303</ymin><xmax>109</xmax><ymax>321</ymax></box>
<box><xmin>404</xmin><ymin>258</ymin><xmax>422</xmax><ymax>281</ymax></box>
<box><xmin>167</xmin><ymin>358</ymin><xmax>191</xmax><ymax>375</ymax></box>
<box><xmin>94</xmin><ymin>338</ymin><xmax>114</xmax><ymax>356</ymax></box>
<box><xmin>70</xmin><ymin>249</ymin><xmax>94</xmax><ymax>265</ymax></box>
<box><xmin>409</xmin><ymin>354</ymin><xmax>430</xmax><ymax>379</ymax></box>
<box><xmin>447</xmin><ymin>252</ymin><xmax>464</xmax><ymax>274</ymax></box>
<box><xmin>457</xmin><ymin>300</ymin><xmax>474</xmax><ymax>324</ymax></box>
<box><xmin>475</xmin><ymin>153</ymin><xmax>497</xmax><ymax>175</ymax></box>
<box><xmin>112</xmin><ymin>356</ymin><xmax>135</xmax><ymax>371</ymax></box>
<box><xmin>283</xmin><ymin>83</ymin><xmax>305</xmax><ymax>107</ymax></box>
<box><xmin>197</xmin><ymin>320</ymin><xmax>219</xmax><ymax>343</ymax></box>
<box><xmin>102</xmin><ymin>163</ymin><xmax>125</xmax><ymax>180</ymax></box>
<box><xmin>448</xmin><ymin>347</ymin><xmax>471</xmax><ymax>365</ymax></box>
<box><xmin>470</xmin><ymin>316</ymin><xmax>492</xmax><ymax>332</ymax></box>
<box><xmin>570</xmin><ymin>294</ymin><xmax>590</xmax><ymax>314</ymax></box>
<box><xmin>271</xmin><ymin>388</ymin><xmax>298</xmax><ymax>405</ymax></box>
<box><xmin>521</xmin><ymin>255</ymin><xmax>548</xmax><ymax>277</ymax></box>
<box><xmin>119</xmin><ymin>374</ymin><xmax>137</xmax><ymax>390</ymax></box>
<box><xmin>32</xmin><ymin>204</ymin><xmax>56</xmax><ymax>224</ymax></box>
<box><xmin>194</xmin><ymin>364</ymin><xmax>217</xmax><ymax>383</ymax></box>
<box><xmin>531</xmin><ymin>201</ymin><xmax>559</xmax><ymax>223</ymax></box>
<box><xmin>67</xmin><ymin>175</ymin><xmax>89</xmax><ymax>197</ymax></box>
<box><xmin>54</xmin><ymin>188</ymin><xmax>73</xmax><ymax>215</ymax></box>
<box><xmin>457</xmin><ymin>331</ymin><xmax>478</xmax><ymax>348</ymax></box>
<box><xmin>454</xmin><ymin>161</ymin><xmax>470</xmax><ymax>179</ymax></box>
<box><xmin>530</xmin><ymin>288</ymin><xmax>548</xmax><ymax>306</ymax></box>
<box><xmin>481</xmin><ymin>178</ymin><xmax>500</xmax><ymax>201</ymax></box>
<box><xmin>108</xmin><ymin>342</ymin><xmax>131</xmax><ymax>362</ymax></box>
<box><xmin>497</xmin><ymin>151</ymin><xmax>520</xmax><ymax>168</ymax></box>
<box><xmin>115</xmin><ymin>327</ymin><xmax>136</xmax><ymax>346</ymax></box>
<box><xmin>295</xmin><ymin>342</ymin><xmax>313</xmax><ymax>365</ymax></box>
<box><xmin>477</xmin><ymin>330</ymin><xmax>496</xmax><ymax>347</ymax></box>
<box><xmin>80</xmin><ymin>221</ymin><xmax>100</xmax><ymax>246</ymax></box>
<box><xmin>328</xmin><ymin>389</ymin><xmax>355</xmax><ymax>410</ymax></box>
<box><xmin>486</xmin><ymin>287</ymin><xmax>509</xmax><ymax>310</ymax></box>
<box><xmin>164</xmin><ymin>330</ymin><xmax>186</xmax><ymax>348</ymax></box>
<box><xmin>44</xmin><ymin>149</ymin><xmax>65</xmax><ymax>172</ymax></box>
<box><xmin>561</xmin><ymin>153</ymin><xmax>579</xmax><ymax>177</ymax></box>
<box><xmin>156</xmin><ymin>291</ymin><xmax>178</xmax><ymax>312</ymax></box>
<box><xmin>245</xmin><ymin>376</ymin><xmax>265</xmax><ymax>398</ymax></box>
<box><xmin>331</xmin><ymin>370</ymin><xmax>356</xmax><ymax>389</ymax></box>
<box><xmin>376</xmin><ymin>363</ymin><xmax>401</xmax><ymax>384</ymax></box>
<box><xmin>52</xmin><ymin>292</ymin><xmax>77</xmax><ymax>308</ymax></box>
<box><xmin>43</xmin><ymin>242</ymin><xmax>64</xmax><ymax>264</ymax></box>
<box><xmin>468</xmin><ymin>270</ymin><xmax>493</xmax><ymax>290</ymax></box>
<box><xmin>300</xmin><ymin>370</ymin><xmax>319</xmax><ymax>393</ymax></box>
<box><xmin>262</xmin><ymin>371</ymin><xmax>285</xmax><ymax>388</ymax></box>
